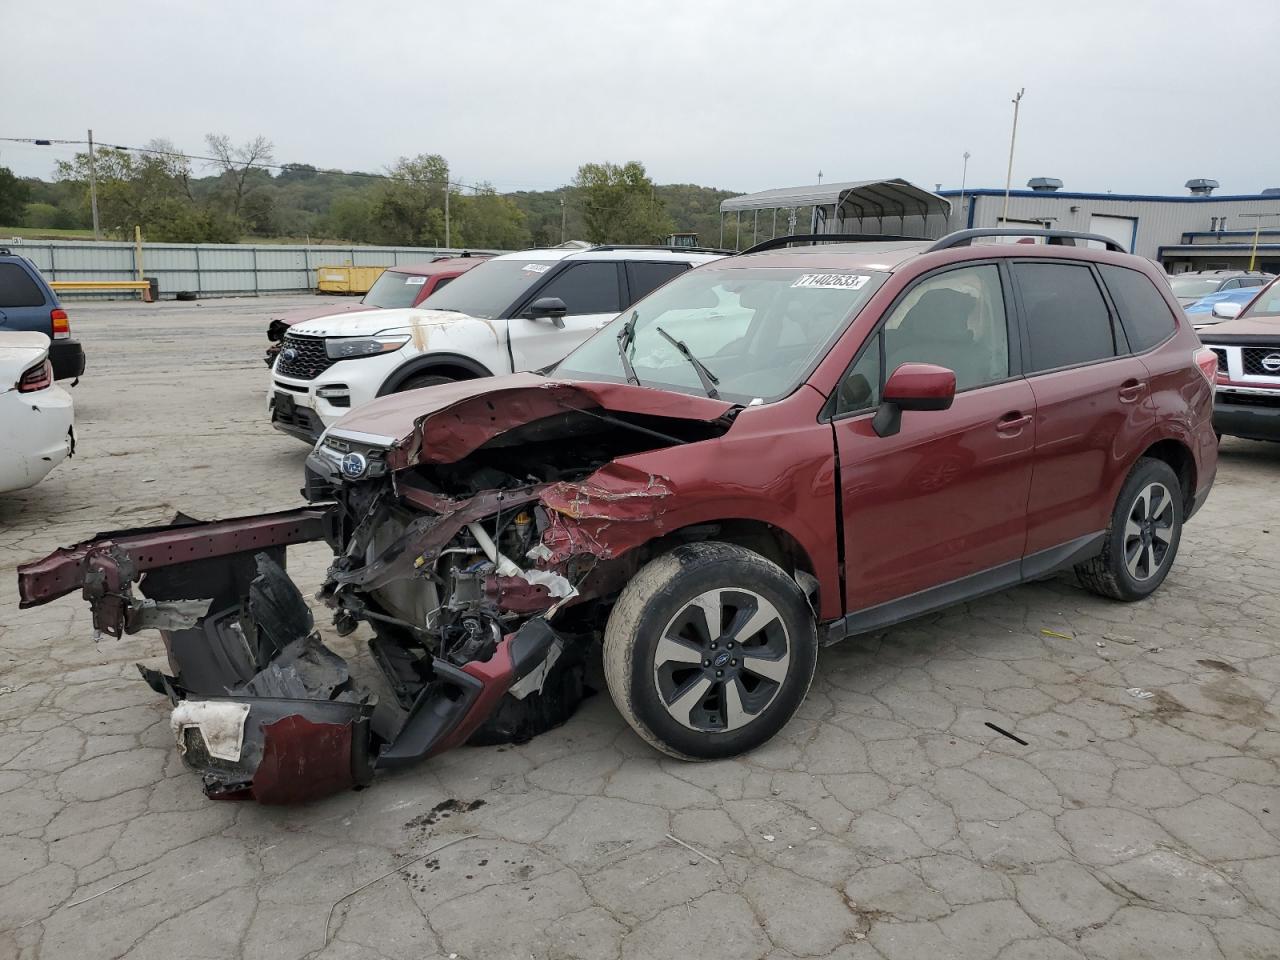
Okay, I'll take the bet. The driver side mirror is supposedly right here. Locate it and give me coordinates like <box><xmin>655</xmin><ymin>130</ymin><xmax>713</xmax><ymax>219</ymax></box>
<box><xmin>872</xmin><ymin>362</ymin><xmax>957</xmax><ymax>437</ymax></box>
<box><xmin>1211</xmin><ymin>301</ymin><xmax>1243</xmax><ymax>321</ymax></box>
<box><xmin>526</xmin><ymin>297</ymin><xmax>568</xmax><ymax>328</ymax></box>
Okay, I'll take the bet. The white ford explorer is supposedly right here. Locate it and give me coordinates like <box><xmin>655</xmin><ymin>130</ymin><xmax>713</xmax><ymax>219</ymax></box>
<box><xmin>269</xmin><ymin>245</ymin><xmax>724</xmax><ymax>442</ymax></box>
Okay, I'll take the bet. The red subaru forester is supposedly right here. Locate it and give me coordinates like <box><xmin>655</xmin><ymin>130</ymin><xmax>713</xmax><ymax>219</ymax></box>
<box><xmin>19</xmin><ymin>229</ymin><xmax>1218</xmax><ymax>803</ymax></box>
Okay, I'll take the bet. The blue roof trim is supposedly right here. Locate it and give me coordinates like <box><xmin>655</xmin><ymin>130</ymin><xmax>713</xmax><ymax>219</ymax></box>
<box><xmin>1182</xmin><ymin>230</ymin><xmax>1280</xmax><ymax>239</ymax></box>
<box><xmin>939</xmin><ymin>188</ymin><xmax>1280</xmax><ymax>203</ymax></box>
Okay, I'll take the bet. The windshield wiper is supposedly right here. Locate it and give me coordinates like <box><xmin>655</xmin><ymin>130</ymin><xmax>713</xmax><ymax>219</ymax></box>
<box><xmin>655</xmin><ymin>325</ymin><xmax>720</xmax><ymax>399</ymax></box>
<box><xmin>616</xmin><ymin>311</ymin><xmax>641</xmax><ymax>386</ymax></box>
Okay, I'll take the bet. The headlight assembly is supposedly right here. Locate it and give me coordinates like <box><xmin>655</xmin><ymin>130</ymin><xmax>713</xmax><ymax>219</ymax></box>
<box><xmin>325</xmin><ymin>335</ymin><xmax>411</xmax><ymax>360</ymax></box>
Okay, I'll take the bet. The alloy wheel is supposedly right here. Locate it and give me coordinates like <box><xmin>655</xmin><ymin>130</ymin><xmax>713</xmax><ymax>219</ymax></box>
<box><xmin>1123</xmin><ymin>481</ymin><xmax>1175</xmax><ymax>582</ymax></box>
<box><xmin>653</xmin><ymin>588</ymin><xmax>791</xmax><ymax>732</ymax></box>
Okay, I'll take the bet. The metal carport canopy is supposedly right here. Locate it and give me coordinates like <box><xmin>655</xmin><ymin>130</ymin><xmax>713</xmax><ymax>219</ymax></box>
<box><xmin>719</xmin><ymin>178</ymin><xmax>950</xmax><ymax>219</ymax></box>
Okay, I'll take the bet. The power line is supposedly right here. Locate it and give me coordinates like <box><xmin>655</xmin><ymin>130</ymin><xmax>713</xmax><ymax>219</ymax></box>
<box><xmin>0</xmin><ymin>135</ymin><xmax>567</xmax><ymax>195</ymax></box>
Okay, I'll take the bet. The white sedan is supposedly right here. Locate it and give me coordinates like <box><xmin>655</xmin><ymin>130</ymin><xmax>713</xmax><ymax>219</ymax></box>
<box><xmin>1</xmin><ymin>332</ymin><xmax>74</xmax><ymax>494</ymax></box>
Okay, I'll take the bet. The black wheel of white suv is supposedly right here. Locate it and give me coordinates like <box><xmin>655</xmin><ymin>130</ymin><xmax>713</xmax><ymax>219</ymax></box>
<box><xmin>1075</xmin><ymin>457</ymin><xmax>1183</xmax><ymax>602</ymax></box>
<box><xmin>396</xmin><ymin>373</ymin><xmax>454</xmax><ymax>393</ymax></box>
<box><xmin>603</xmin><ymin>542</ymin><xmax>818</xmax><ymax>760</ymax></box>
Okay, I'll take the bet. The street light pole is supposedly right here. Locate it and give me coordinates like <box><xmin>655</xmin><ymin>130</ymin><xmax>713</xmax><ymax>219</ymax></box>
<box><xmin>959</xmin><ymin>150</ymin><xmax>971</xmax><ymax>227</ymax></box>
<box><xmin>87</xmin><ymin>128</ymin><xmax>101</xmax><ymax>240</ymax></box>
<box><xmin>1002</xmin><ymin>89</ymin><xmax>1025</xmax><ymax>225</ymax></box>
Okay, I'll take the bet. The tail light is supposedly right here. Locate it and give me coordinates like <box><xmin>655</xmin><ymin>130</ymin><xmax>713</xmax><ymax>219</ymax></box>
<box><xmin>51</xmin><ymin>308</ymin><xmax>71</xmax><ymax>340</ymax></box>
<box><xmin>1193</xmin><ymin>347</ymin><xmax>1218</xmax><ymax>385</ymax></box>
<box><xmin>18</xmin><ymin>359</ymin><xmax>53</xmax><ymax>393</ymax></box>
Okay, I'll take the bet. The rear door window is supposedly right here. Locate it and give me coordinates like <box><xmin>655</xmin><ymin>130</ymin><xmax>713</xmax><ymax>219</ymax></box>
<box><xmin>626</xmin><ymin>261</ymin><xmax>689</xmax><ymax>304</ymax></box>
<box><xmin>0</xmin><ymin>262</ymin><xmax>47</xmax><ymax>307</ymax></box>
<box><xmin>1098</xmin><ymin>265</ymin><xmax>1178</xmax><ymax>352</ymax></box>
<box><xmin>1012</xmin><ymin>262</ymin><xmax>1117</xmax><ymax>372</ymax></box>
<box><xmin>531</xmin><ymin>262</ymin><xmax>622</xmax><ymax>315</ymax></box>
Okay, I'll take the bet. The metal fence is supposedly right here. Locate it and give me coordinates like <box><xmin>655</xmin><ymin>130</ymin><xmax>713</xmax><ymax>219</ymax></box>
<box><xmin>3</xmin><ymin>239</ymin><xmax>506</xmax><ymax>299</ymax></box>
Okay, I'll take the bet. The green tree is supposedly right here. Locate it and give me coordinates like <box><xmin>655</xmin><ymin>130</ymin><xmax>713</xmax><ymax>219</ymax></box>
<box><xmin>455</xmin><ymin>185</ymin><xmax>530</xmax><ymax>249</ymax></box>
<box><xmin>572</xmin><ymin>161</ymin><xmax>673</xmax><ymax>243</ymax></box>
<box><xmin>0</xmin><ymin>167</ymin><xmax>30</xmax><ymax>225</ymax></box>
<box><xmin>370</xmin><ymin>154</ymin><xmax>450</xmax><ymax>245</ymax></box>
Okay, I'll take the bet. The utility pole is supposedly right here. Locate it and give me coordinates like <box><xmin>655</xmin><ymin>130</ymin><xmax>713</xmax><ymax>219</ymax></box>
<box><xmin>560</xmin><ymin>194</ymin><xmax>566</xmax><ymax>243</ymax></box>
<box><xmin>1241</xmin><ymin>212</ymin><xmax>1280</xmax><ymax>271</ymax></box>
<box><xmin>817</xmin><ymin>169</ymin><xmax>823</xmax><ymax>185</ymax></box>
<box><xmin>87</xmin><ymin>128</ymin><xmax>101</xmax><ymax>240</ymax></box>
<box><xmin>1002</xmin><ymin>89</ymin><xmax>1025</xmax><ymax>225</ymax></box>
<box><xmin>959</xmin><ymin>151</ymin><xmax>971</xmax><ymax>226</ymax></box>
<box><xmin>443</xmin><ymin>171</ymin><xmax>450</xmax><ymax>249</ymax></box>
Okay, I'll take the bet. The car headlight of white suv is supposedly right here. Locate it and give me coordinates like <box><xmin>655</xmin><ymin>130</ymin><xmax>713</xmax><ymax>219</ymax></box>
<box><xmin>324</xmin><ymin>335</ymin><xmax>411</xmax><ymax>360</ymax></box>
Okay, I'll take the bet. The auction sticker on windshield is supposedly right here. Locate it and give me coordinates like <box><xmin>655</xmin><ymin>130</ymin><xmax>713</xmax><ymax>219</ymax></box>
<box><xmin>405</xmin><ymin>276</ymin><xmax>427</xmax><ymax>285</ymax></box>
<box><xmin>791</xmin><ymin>274</ymin><xmax>871</xmax><ymax>290</ymax></box>
<box><xmin>522</xmin><ymin>263</ymin><xmax>551</xmax><ymax>274</ymax></box>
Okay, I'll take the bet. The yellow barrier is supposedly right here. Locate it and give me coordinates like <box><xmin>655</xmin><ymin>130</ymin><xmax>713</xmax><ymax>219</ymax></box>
<box><xmin>50</xmin><ymin>280</ymin><xmax>153</xmax><ymax>301</ymax></box>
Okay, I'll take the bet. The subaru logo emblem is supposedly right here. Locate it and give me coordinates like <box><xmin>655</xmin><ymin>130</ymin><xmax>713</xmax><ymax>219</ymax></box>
<box><xmin>282</xmin><ymin>348</ymin><xmax>298</xmax><ymax>363</ymax></box>
<box><xmin>713</xmin><ymin>652</ymin><xmax>731</xmax><ymax>668</ymax></box>
<box><xmin>340</xmin><ymin>452</ymin><xmax>368</xmax><ymax>480</ymax></box>
<box><xmin>1262</xmin><ymin>353</ymin><xmax>1280</xmax><ymax>373</ymax></box>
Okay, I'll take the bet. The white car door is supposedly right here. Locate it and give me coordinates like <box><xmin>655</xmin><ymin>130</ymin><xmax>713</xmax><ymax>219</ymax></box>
<box><xmin>508</xmin><ymin>261</ymin><xmax>624</xmax><ymax>371</ymax></box>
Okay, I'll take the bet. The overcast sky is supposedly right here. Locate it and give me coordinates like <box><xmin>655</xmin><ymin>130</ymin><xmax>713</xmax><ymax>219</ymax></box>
<box><xmin>3</xmin><ymin>0</ymin><xmax>1277</xmax><ymax>197</ymax></box>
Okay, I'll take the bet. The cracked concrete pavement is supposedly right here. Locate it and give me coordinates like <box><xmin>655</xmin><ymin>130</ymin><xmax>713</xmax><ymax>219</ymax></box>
<box><xmin>1</xmin><ymin>295</ymin><xmax>1278</xmax><ymax>960</ymax></box>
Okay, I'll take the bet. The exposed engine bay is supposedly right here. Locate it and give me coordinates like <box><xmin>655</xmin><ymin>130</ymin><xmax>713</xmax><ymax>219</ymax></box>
<box><xmin>17</xmin><ymin>379</ymin><xmax>737</xmax><ymax>803</ymax></box>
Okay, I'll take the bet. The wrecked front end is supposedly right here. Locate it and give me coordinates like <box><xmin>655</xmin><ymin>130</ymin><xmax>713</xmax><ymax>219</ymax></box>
<box><xmin>17</xmin><ymin>378</ymin><xmax>734</xmax><ymax>803</ymax></box>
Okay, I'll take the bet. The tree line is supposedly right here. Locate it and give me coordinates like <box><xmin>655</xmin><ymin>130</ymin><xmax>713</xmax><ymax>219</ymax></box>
<box><xmin>0</xmin><ymin>135</ymin><xmax>738</xmax><ymax>248</ymax></box>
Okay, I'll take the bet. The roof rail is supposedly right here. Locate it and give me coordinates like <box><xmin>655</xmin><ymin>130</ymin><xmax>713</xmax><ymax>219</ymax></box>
<box><xmin>586</xmin><ymin>243</ymin><xmax>735</xmax><ymax>255</ymax></box>
<box><xmin>927</xmin><ymin>228</ymin><xmax>1127</xmax><ymax>254</ymax></box>
<box><xmin>740</xmin><ymin>234</ymin><xmax>925</xmax><ymax>255</ymax></box>
<box><xmin>0</xmin><ymin>247</ymin><xmax>11</xmax><ymax>256</ymax></box>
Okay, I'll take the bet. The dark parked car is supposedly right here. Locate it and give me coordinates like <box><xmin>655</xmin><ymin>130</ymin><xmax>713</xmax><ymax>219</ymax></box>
<box><xmin>1198</xmin><ymin>275</ymin><xmax>1280</xmax><ymax>441</ymax></box>
<box><xmin>263</xmin><ymin>254</ymin><xmax>491</xmax><ymax>365</ymax></box>
<box><xmin>0</xmin><ymin>248</ymin><xmax>85</xmax><ymax>380</ymax></box>
<box><xmin>19</xmin><ymin>229</ymin><xmax>1218</xmax><ymax>803</ymax></box>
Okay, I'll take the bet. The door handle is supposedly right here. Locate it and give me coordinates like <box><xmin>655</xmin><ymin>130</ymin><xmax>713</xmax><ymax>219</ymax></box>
<box><xmin>1118</xmin><ymin>379</ymin><xmax>1146</xmax><ymax>403</ymax></box>
<box><xmin>996</xmin><ymin>412</ymin><xmax>1032</xmax><ymax>433</ymax></box>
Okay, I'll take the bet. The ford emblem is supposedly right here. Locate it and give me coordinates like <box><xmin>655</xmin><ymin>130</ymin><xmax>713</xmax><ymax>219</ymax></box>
<box><xmin>340</xmin><ymin>451</ymin><xmax>368</xmax><ymax>480</ymax></box>
<box><xmin>282</xmin><ymin>347</ymin><xmax>298</xmax><ymax>363</ymax></box>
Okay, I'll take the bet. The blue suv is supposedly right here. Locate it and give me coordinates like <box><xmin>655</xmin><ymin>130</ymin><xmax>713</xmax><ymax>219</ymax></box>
<box><xmin>0</xmin><ymin>248</ymin><xmax>85</xmax><ymax>380</ymax></box>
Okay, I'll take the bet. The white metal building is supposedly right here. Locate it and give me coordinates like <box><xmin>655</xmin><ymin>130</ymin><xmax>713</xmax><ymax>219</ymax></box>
<box><xmin>940</xmin><ymin>180</ymin><xmax>1280</xmax><ymax>272</ymax></box>
<box><xmin>719</xmin><ymin>177</ymin><xmax>1280</xmax><ymax>273</ymax></box>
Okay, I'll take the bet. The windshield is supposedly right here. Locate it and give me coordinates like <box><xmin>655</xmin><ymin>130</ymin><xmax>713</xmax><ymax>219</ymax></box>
<box><xmin>419</xmin><ymin>259</ymin><xmax>558</xmax><ymax>319</ymax></box>
<box><xmin>362</xmin><ymin>270</ymin><xmax>429</xmax><ymax>309</ymax></box>
<box><xmin>555</xmin><ymin>266</ymin><xmax>887</xmax><ymax>404</ymax></box>
<box><xmin>1170</xmin><ymin>276</ymin><xmax>1224</xmax><ymax>299</ymax></box>
<box><xmin>1242</xmin><ymin>281</ymin><xmax>1280</xmax><ymax>318</ymax></box>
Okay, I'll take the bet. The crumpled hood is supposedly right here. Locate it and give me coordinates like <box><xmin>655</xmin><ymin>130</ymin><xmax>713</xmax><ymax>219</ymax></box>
<box><xmin>1199</xmin><ymin>313</ymin><xmax>1280</xmax><ymax>340</ymax></box>
<box><xmin>272</xmin><ymin>302</ymin><xmax>382</xmax><ymax>328</ymax></box>
<box><xmin>292</xmin><ymin>307</ymin><xmax>474</xmax><ymax>339</ymax></box>
<box><xmin>327</xmin><ymin>373</ymin><xmax>736</xmax><ymax>466</ymax></box>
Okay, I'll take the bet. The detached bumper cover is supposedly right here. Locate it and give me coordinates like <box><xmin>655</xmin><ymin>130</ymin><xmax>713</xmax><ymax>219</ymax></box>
<box><xmin>17</xmin><ymin>510</ymin><xmax>568</xmax><ymax>804</ymax></box>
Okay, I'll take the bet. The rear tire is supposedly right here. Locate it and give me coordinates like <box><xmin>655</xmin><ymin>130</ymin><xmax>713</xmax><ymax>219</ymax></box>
<box><xmin>603</xmin><ymin>542</ymin><xmax>817</xmax><ymax>761</ymax></box>
<box><xmin>1075</xmin><ymin>457</ymin><xmax>1183</xmax><ymax>601</ymax></box>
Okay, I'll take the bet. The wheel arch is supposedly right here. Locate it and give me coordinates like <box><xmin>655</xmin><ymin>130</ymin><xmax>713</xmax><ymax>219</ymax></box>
<box><xmin>618</xmin><ymin>517</ymin><xmax>823</xmax><ymax>615</ymax></box>
<box><xmin>1139</xmin><ymin>437</ymin><xmax>1196</xmax><ymax>515</ymax></box>
<box><xmin>377</xmin><ymin>353</ymin><xmax>494</xmax><ymax>396</ymax></box>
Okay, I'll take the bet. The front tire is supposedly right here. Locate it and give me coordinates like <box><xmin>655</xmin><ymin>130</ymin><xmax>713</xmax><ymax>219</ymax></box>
<box><xmin>603</xmin><ymin>542</ymin><xmax>817</xmax><ymax>760</ymax></box>
<box><xmin>396</xmin><ymin>373</ymin><xmax>454</xmax><ymax>393</ymax></box>
<box><xmin>1075</xmin><ymin>457</ymin><xmax>1183</xmax><ymax>601</ymax></box>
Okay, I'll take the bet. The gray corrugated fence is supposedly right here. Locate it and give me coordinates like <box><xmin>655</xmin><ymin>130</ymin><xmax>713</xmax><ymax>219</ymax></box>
<box><xmin>2</xmin><ymin>239</ymin><xmax>507</xmax><ymax>299</ymax></box>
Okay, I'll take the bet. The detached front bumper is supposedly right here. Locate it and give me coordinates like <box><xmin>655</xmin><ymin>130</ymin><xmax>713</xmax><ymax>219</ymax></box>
<box><xmin>16</xmin><ymin>508</ymin><xmax>568</xmax><ymax>804</ymax></box>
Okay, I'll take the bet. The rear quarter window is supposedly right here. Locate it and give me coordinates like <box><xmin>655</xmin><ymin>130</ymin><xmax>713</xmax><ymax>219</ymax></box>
<box><xmin>1099</xmin><ymin>265</ymin><xmax>1178</xmax><ymax>353</ymax></box>
<box><xmin>0</xmin><ymin>262</ymin><xmax>48</xmax><ymax>307</ymax></box>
